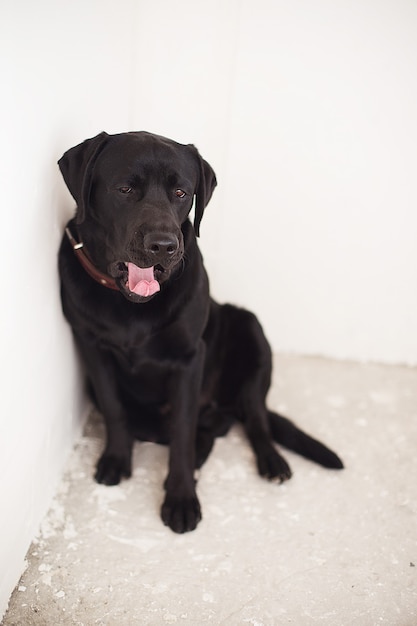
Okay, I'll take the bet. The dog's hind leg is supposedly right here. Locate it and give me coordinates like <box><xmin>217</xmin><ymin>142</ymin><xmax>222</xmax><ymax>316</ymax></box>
<box><xmin>219</xmin><ymin>305</ymin><xmax>343</xmax><ymax>479</ymax></box>
<box><xmin>238</xmin><ymin>376</ymin><xmax>294</xmax><ymax>483</ymax></box>
<box><xmin>218</xmin><ymin>306</ymin><xmax>294</xmax><ymax>482</ymax></box>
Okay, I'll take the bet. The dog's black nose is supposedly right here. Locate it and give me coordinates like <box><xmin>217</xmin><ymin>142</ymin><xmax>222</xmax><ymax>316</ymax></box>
<box><xmin>144</xmin><ymin>232</ymin><xmax>180</xmax><ymax>259</ymax></box>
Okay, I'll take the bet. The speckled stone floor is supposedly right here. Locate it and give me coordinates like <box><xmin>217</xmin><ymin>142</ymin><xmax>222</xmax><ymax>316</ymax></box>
<box><xmin>3</xmin><ymin>355</ymin><xmax>417</xmax><ymax>625</ymax></box>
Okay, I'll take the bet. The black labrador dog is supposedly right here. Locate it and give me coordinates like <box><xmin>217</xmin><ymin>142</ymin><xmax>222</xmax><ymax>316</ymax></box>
<box><xmin>58</xmin><ymin>131</ymin><xmax>343</xmax><ymax>533</ymax></box>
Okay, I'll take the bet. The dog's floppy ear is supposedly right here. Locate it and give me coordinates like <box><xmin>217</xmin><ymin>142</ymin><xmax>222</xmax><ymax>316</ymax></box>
<box><xmin>58</xmin><ymin>131</ymin><xmax>109</xmax><ymax>224</ymax></box>
<box><xmin>189</xmin><ymin>146</ymin><xmax>217</xmax><ymax>237</ymax></box>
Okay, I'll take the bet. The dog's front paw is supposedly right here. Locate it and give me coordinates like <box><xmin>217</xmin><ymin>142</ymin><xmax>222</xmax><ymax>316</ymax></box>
<box><xmin>256</xmin><ymin>446</ymin><xmax>292</xmax><ymax>483</ymax></box>
<box><xmin>161</xmin><ymin>492</ymin><xmax>202</xmax><ymax>533</ymax></box>
<box><xmin>95</xmin><ymin>453</ymin><xmax>132</xmax><ymax>486</ymax></box>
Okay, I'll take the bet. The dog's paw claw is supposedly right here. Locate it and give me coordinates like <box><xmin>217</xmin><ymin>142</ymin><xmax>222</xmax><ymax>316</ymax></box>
<box><xmin>161</xmin><ymin>493</ymin><xmax>202</xmax><ymax>533</ymax></box>
<box><xmin>95</xmin><ymin>453</ymin><xmax>131</xmax><ymax>486</ymax></box>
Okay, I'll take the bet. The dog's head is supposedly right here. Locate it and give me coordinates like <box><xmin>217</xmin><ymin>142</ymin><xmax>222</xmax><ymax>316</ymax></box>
<box><xmin>58</xmin><ymin>131</ymin><xmax>216</xmax><ymax>302</ymax></box>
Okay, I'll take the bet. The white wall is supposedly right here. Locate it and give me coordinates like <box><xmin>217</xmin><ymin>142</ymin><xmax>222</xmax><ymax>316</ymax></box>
<box><xmin>0</xmin><ymin>0</ymin><xmax>136</xmax><ymax>617</ymax></box>
<box><xmin>1</xmin><ymin>0</ymin><xmax>417</xmax><ymax>617</ymax></box>
<box><xmin>219</xmin><ymin>0</ymin><xmax>417</xmax><ymax>364</ymax></box>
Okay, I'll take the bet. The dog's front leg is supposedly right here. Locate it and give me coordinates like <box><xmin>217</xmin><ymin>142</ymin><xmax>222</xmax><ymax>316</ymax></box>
<box><xmin>161</xmin><ymin>340</ymin><xmax>205</xmax><ymax>533</ymax></box>
<box><xmin>75</xmin><ymin>338</ymin><xmax>133</xmax><ymax>486</ymax></box>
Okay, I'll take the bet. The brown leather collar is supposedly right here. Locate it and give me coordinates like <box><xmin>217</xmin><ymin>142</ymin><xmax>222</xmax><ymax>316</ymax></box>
<box><xmin>65</xmin><ymin>226</ymin><xmax>119</xmax><ymax>291</ymax></box>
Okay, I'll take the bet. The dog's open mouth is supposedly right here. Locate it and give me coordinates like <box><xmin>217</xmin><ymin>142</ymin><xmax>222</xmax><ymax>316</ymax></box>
<box><xmin>113</xmin><ymin>262</ymin><xmax>166</xmax><ymax>298</ymax></box>
<box><xmin>127</xmin><ymin>262</ymin><xmax>160</xmax><ymax>297</ymax></box>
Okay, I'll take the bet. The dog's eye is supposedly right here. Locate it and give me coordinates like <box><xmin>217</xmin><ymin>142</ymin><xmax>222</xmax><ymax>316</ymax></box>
<box><xmin>175</xmin><ymin>189</ymin><xmax>186</xmax><ymax>199</ymax></box>
<box><xmin>118</xmin><ymin>186</ymin><xmax>133</xmax><ymax>194</ymax></box>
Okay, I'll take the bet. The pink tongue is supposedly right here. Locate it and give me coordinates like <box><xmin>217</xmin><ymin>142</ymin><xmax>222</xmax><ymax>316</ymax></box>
<box><xmin>127</xmin><ymin>263</ymin><xmax>160</xmax><ymax>297</ymax></box>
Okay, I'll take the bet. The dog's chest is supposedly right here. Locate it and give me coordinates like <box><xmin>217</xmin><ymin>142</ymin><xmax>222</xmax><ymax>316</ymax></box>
<box><xmin>101</xmin><ymin>322</ymin><xmax>188</xmax><ymax>409</ymax></box>
<box><xmin>92</xmin><ymin>308</ymin><xmax>197</xmax><ymax>375</ymax></box>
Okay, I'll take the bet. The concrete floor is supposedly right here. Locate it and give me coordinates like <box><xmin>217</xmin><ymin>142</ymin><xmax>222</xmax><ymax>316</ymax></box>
<box><xmin>2</xmin><ymin>355</ymin><xmax>417</xmax><ymax>625</ymax></box>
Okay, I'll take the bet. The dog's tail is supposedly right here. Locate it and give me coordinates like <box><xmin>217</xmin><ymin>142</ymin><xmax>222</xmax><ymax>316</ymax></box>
<box><xmin>268</xmin><ymin>411</ymin><xmax>344</xmax><ymax>469</ymax></box>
